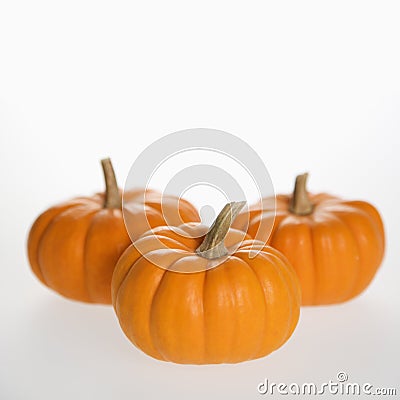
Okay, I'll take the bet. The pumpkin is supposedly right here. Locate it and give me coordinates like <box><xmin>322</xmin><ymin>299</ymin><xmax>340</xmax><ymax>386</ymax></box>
<box><xmin>27</xmin><ymin>158</ymin><xmax>200</xmax><ymax>304</ymax></box>
<box><xmin>112</xmin><ymin>202</ymin><xmax>301</xmax><ymax>364</ymax></box>
<box><xmin>232</xmin><ymin>173</ymin><xmax>385</xmax><ymax>305</ymax></box>
<box><xmin>123</xmin><ymin>189</ymin><xmax>200</xmax><ymax>242</ymax></box>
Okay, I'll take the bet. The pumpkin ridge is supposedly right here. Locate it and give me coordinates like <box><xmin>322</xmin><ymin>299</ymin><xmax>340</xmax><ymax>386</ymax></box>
<box><xmin>265</xmin><ymin>248</ymin><xmax>301</xmax><ymax>340</ymax></box>
<box><xmin>350</xmin><ymin>202</ymin><xmax>385</xmax><ymax>258</ymax></box>
<box><xmin>118</xmin><ymin>244</ymin><xmax>186</xmax><ymax>291</ymax></box>
<box><xmin>114</xmin><ymin>238</ymin><xmax>188</xmax><ymax>299</ymax></box>
<box><xmin>308</xmin><ymin>218</ymin><xmax>319</xmax><ymax>305</ymax></box>
<box><xmin>35</xmin><ymin>202</ymin><xmax>99</xmax><ymax>286</ymax></box>
<box><xmin>311</xmin><ymin>209</ymin><xmax>360</xmax><ymax>304</ymax></box>
<box><xmin>142</xmin><ymin>234</ymin><xmax>193</xmax><ymax>251</ymax></box>
<box><xmin>307</xmin><ymin>216</ymin><xmax>318</xmax><ymax>305</ymax></box>
<box><xmin>347</xmin><ymin>201</ymin><xmax>385</xmax><ymax>251</ymax></box>
<box><xmin>202</xmin><ymin>262</ymin><xmax>237</xmax><ymax>363</ymax></box>
<box><xmin>236</xmin><ymin>255</ymin><xmax>269</xmax><ymax>359</ymax></box>
<box><xmin>81</xmin><ymin>211</ymin><xmax>100</xmax><ymax>303</ymax></box>
<box><xmin>324</xmin><ymin>211</ymin><xmax>362</xmax><ymax>302</ymax></box>
<box><xmin>115</xmin><ymin>253</ymin><xmax>148</xmax><ymax>307</ymax></box>
<box><xmin>168</xmin><ymin>256</ymin><xmax>207</xmax><ymax>363</ymax></box>
<box><xmin>311</xmin><ymin>215</ymin><xmax>339</xmax><ymax>305</ymax></box>
<box><xmin>28</xmin><ymin>205</ymin><xmax>75</xmax><ymax>284</ymax></box>
<box><xmin>331</xmin><ymin>205</ymin><xmax>382</xmax><ymax>299</ymax></box>
<box><xmin>340</xmin><ymin>217</ymin><xmax>363</xmax><ymax>302</ymax></box>
<box><xmin>263</xmin><ymin>250</ymin><xmax>298</xmax><ymax>349</ymax></box>
<box><xmin>224</xmin><ymin>261</ymin><xmax>241</xmax><ymax>362</ymax></box>
<box><xmin>170</xmin><ymin>268</ymin><xmax>206</xmax><ymax>363</ymax></box>
<box><xmin>115</xmin><ymin>257</ymin><xmax>165</xmax><ymax>359</ymax></box>
<box><xmin>84</xmin><ymin>209</ymin><xmax>131</xmax><ymax>304</ymax></box>
<box><xmin>39</xmin><ymin>206</ymin><xmax>99</xmax><ymax>300</ymax></box>
<box><xmin>144</xmin><ymin>196</ymin><xmax>199</xmax><ymax>226</ymax></box>
<box><xmin>113</xmin><ymin>262</ymin><xmax>138</xmax><ymax>342</ymax></box>
<box><xmin>111</xmin><ymin>245</ymin><xmax>140</xmax><ymax>301</ymax></box>
<box><xmin>64</xmin><ymin>207</ymin><xmax>100</xmax><ymax>302</ymax></box>
<box><xmin>222</xmin><ymin>254</ymin><xmax>267</xmax><ymax>362</ymax></box>
<box><xmin>148</xmin><ymin>270</ymin><xmax>179</xmax><ymax>362</ymax></box>
<box><xmin>147</xmin><ymin>264</ymin><xmax>172</xmax><ymax>362</ymax></box>
<box><xmin>264</xmin><ymin>246</ymin><xmax>302</xmax><ymax>304</ymax></box>
<box><xmin>273</xmin><ymin>218</ymin><xmax>317</xmax><ymax>305</ymax></box>
<box><xmin>258</xmin><ymin>252</ymin><xmax>295</xmax><ymax>349</ymax></box>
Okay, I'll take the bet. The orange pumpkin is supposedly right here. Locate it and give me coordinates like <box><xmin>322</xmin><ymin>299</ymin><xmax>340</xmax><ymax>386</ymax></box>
<box><xmin>123</xmin><ymin>189</ymin><xmax>200</xmax><ymax>241</ymax></box>
<box><xmin>233</xmin><ymin>173</ymin><xmax>385</xmax><ymax>305</ymax></box>
<box><xmin>27</xmin><ymin>158</ymin><xmax>200</xmax><ymax>304</ymax></box>
<box><xmin>112</xmin><ymin>202</ymin><xmax>301</xmax><ymax>364</ymax></box>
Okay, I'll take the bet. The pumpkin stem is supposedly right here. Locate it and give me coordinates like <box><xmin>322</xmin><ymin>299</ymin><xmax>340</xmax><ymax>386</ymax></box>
<box><xmin>196</xmin><ymin>201</ymin><xmax>246</xmax><ymax>259</ymax></box>
<box><xmin>101</xmin><ymin>158</ymin><xmax>121</xmax><ymax>209</ymax></box>
<box><xmin>289</xmin><ymin>172</ymin><xmax>314</xmax><ymax>215</ymax></box>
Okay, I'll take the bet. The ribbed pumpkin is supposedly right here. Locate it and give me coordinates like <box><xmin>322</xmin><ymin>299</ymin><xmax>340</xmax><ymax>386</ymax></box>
<box><xmin>232</xmin><ymin>173</ymin><xmax>385</xmax><ymax>305</ymax></box>
<box><xmin>27</xmin><ymin>158</ymin><xmax>200</xmax><ymax>304</ymax></box>
<box><xmin>123</xmin><ymin>189</ymin><xmax>200</xmax><ymax>241</ymax></box>
<box><xmin>112</xmin><ymin>202</ymin><xmax>301</xmax><ymax>364</ymax></box>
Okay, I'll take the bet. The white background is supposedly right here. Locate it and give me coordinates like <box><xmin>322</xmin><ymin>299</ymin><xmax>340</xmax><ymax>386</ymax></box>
<box><xmin>1</xmin><ymin>1</ymin><xmax>399</xmax><ymax>399</ymax></box>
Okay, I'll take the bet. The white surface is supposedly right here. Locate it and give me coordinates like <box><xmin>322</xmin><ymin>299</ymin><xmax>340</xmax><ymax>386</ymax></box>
<box><xmin>1</xmin><ymin>1</ymin><xmax>400</xmax><ymax>399</ymax></box>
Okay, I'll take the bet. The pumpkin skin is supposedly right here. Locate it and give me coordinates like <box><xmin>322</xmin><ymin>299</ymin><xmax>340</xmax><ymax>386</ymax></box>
<box><xmin>232</xmin><ymin>174</ymin><xmax>385</xmax><ymax>305</ymax></box>
<box><xmin>28</xmin><ymin>193</ymin><xmax>131</xmax><ymax>303</ymax></box>
<box><xmin>112</xmin><ymin>205</ymin><xmax>301</xmax><ymax>364</ymax></box>
<box><xmin>123</xmin><ymin>189</ymin><xmax>200</xmax><ymax>241</ymax></box>
<box><xmin>27</xmin><ymin>159</ymin><xmax>200</xmax><ymax>304</ymax></box>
